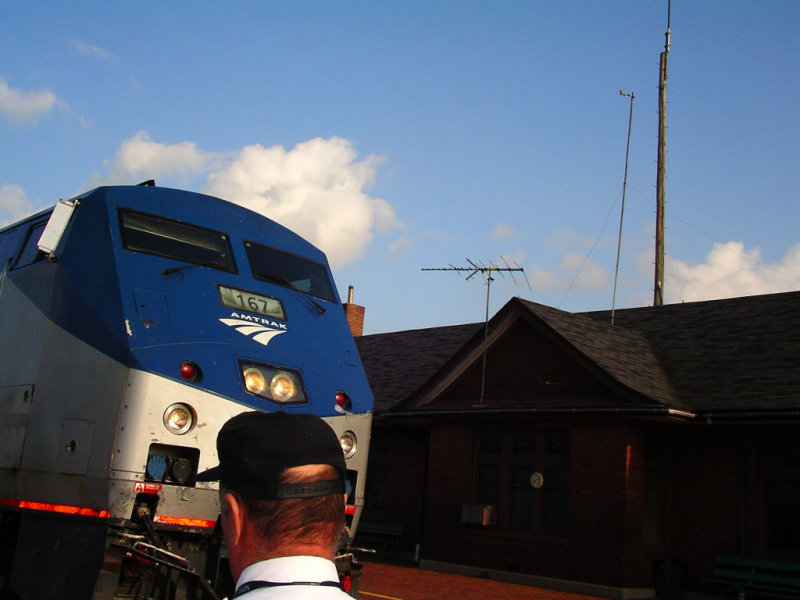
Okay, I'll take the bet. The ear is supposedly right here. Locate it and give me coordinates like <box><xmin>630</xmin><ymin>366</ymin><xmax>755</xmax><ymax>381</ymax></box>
<box><xmin>221</xmin><ymin>492</ymin><xmax>245</xmax><ymax>546</ymax></box>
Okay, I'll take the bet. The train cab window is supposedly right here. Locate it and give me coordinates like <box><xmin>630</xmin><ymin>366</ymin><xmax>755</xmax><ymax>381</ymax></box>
<box><xmin>13</xmin><ymin>221</ymin><xmax>48</xmax><ymax>269</ymax></box>
<box><xmin>119</xmin><ymin>209</ymin><xmax>236</xmax><ymax>273</ymax></box>
<box><xmin>244</xmin><ymin>240</ymin><xmax>336</xmax><ymax>303</ymax></box>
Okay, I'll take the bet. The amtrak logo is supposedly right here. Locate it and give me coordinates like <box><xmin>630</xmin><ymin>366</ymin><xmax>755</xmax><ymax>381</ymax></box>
<box><xmin>220</xmin><ymin>312</ymin><xmax>287</xmax><ymax>347</ymax></box>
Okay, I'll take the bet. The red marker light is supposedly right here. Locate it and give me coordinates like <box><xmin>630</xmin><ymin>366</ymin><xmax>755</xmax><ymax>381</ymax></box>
<box><xmin>335</xmin><ymin>391</ymin><xmax>351</xmax><ymax>411</ymax></box>
<box><xmin>179</xmin><ymin>361</ymin><xmax>200</xmax><ymax>382</ymax></box>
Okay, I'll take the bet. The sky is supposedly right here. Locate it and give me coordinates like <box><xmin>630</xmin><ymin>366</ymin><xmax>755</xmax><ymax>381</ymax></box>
<box><xmin>1</xmin><ymin>1</ymin><xmax>798</xmax><ymax>334</ymax></box>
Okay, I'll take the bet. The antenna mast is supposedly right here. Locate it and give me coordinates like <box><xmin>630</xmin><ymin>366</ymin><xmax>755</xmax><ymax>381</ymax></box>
<box><xmin>422</xmin><ymin>259</ymin><xmax>526</xmax><ymax>404</ymax></box>
<box><xmin>612</xmin><ymin>90</ymin><xmax>635</xmax><ymax>325</ymax></box>
<box><xmin>654</xmin><ymin>0</ymin><xmax>671</xmax><ymax>306</ymax></box>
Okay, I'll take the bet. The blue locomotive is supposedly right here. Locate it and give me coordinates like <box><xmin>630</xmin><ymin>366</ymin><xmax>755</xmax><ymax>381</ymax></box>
<box><xmin>0</xmin><ymin>182</ymin><xmax>372</xmax><ymax>599</ymax></box>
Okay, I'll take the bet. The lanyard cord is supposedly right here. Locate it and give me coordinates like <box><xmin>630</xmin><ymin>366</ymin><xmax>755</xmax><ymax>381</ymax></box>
<box><xmin>233</xmin><ymin>579</ymin><xmax>344</xmax><ymax>598</ymax></box>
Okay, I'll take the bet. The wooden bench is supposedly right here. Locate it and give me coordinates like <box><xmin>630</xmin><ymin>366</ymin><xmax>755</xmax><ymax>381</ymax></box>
<box><xmin>704</xmin><ymin>554</ymin><xmax>800</xmax><ymax>599</ymax></box>
<box><xmin>353</xmin><ymin>521</ymin><xmax>403</xmax><ymax>552</ymax></box>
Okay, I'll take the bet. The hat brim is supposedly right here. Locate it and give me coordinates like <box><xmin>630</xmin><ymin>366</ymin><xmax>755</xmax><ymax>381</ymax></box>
<box><xmin>194</xmin><ymin>465</ymin><xmax>221</xmax><ymax>482</ymax></box>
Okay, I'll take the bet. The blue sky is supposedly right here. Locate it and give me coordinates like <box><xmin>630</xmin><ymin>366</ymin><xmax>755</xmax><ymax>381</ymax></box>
<box><xmin>2</xmin><ymin>1</ymin><xmax>798</xmax><ymax>334</ymax></box>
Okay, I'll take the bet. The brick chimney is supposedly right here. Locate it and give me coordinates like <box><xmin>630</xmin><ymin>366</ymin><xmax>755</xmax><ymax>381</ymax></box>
<box><xmin>342</xmin><ymin>285</ymin><xmax>365</xmax><ymax>337</ymax></box>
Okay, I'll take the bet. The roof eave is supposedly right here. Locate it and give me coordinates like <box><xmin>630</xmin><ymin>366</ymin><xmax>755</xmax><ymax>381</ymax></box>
<box><xmin>696</xmin><ymin>408</ymin><xmax>800</xmax><ymax>424</ymax></box>
<box><xmin>381</xmin><ymin>405</ymin><xmax>695</xmax><ymax>420</ymax></box>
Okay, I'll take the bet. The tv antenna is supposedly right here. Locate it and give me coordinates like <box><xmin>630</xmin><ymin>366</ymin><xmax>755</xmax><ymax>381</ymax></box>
<box><xmin>422</xmin><ymin>258</ymin><xmax>529</xmax><ymax>404</ymax></box>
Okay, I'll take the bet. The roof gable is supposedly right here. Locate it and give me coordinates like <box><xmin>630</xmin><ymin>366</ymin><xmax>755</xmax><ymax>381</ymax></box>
<box><xmin>401</xmin><ymin>298</ymin><xmax>681</xmax><ymax>413</ymax></box>
<box><xmin>514</xmin><ymin>299</ymin><xmax>683</xmax><ymax>409</ymax></box>
<box><xmin>409</xmin><ymin>315</ymin><xmax>631</xmax><ymax>411</ymax></box>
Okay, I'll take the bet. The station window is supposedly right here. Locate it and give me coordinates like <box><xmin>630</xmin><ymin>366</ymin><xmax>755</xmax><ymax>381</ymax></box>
<box><xmin>474</xmin><ymin>430</ymin><xmax>570</xmax><ymax>536</ymax></box>
<box><xmin>119</xmin><ymin>208</ymin><xmax>236</xmax><ymax>273</ymax></box>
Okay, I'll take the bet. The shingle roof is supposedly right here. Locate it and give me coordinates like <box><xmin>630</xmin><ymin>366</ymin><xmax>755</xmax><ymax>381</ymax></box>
<box><xmin>582</xmin><ymin>291</ymin><xmax>800</xmax><ymax>413</ymax></box>
<box><xmin>356</xmin><ymin>323</ymin><xmax>480</xmax><ymax>413</ymax></box>
<box><xmin>356</xmin><ymin>291</ymin><xmax>800</xmax><ymax>417</ymax></box>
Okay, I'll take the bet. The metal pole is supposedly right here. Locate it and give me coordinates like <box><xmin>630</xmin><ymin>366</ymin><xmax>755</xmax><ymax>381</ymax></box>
<box><xmin>654</xmin><ymin>1</ymin><xmax>671</xmax><ymax>307</ymax></box>
<box><xmin>612</xmin><ymin>91</ymin><xmax>635</xmax><ymax>325</ymax></box>
<box><xmin>479</xmin><ymin>274</ymin><xmax>493</xmax><ymax>403</ymax></box>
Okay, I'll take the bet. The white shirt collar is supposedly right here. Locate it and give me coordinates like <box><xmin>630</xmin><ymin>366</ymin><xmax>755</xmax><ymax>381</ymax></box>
<box><xmin>237</xmin><ymin>555</ymin><xmax>340</xmax><ymax>587</ymax></box>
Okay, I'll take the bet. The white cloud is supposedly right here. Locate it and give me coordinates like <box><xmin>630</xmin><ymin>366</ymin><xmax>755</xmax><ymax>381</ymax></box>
<box><xmin>0</xmin><ymin>184</ymin><xmax>35</xmax><ymax>227</ymax></box>
<box><xmin>523</xmin><ymin>251</ymin><xmax>608</xmax><ymax>295</ymax></box>
<box><xmin>205</xmin><ymin>137</ymin><xmax>399</xmax><ymax>268</ymax></box>
<box><xmin>560</xmin><ymin>252</ymin><xmax>609</xmax><ymax>289</ymax></box>
<box><xmin>68</xmin><ymin>37</ymin><xmax>116</xmax><ymax>61</ymax></box>
<box><xmin>388</xmin><ymin>237</ymin><xmax>413</xmax><ymax>254</ymax></box>
<box><xmin>666</xmin><ymin>241</ymin><xmax>800</xmax><ymax>303</ymax></box>
<box><xmin>89</xmin><ymin>131</ymin><xmax>224</xmax><ymax>187</ymax></box>
<box><xmin>526</xmin><ymin>264</ymin><xmax>560</xmax><ymax>290</ymax></box>
<box><xmin>0</xmin><ymin>77</ymin><xmax>62</xmax><ymax>125</ymax></box>
<box><xmin>490</xmin><ymin>223</ymin><xmax>517</xmax><ymax>241</ymax></box>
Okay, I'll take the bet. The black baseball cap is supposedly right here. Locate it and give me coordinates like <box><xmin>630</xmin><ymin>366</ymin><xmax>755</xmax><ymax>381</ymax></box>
<box><xmin>195</xmin><ymin>411</ymin><xmax>346</xmax><ymax>500</ymax></box>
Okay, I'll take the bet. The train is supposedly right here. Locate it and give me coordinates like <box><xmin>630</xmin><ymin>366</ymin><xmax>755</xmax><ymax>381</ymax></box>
<box><xmin>0</xmin><ymin>182</ymin><xmax>373</xmax><ymax>600</ymax></box>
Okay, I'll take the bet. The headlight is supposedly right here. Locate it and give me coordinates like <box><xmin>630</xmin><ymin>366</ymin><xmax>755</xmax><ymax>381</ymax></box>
<box><xmin>163</xmin><ymin>403</ymin><xmax>195</xmax><ymax>435</ymax></box>
<box><xmin>270</xmin><ymin>373</ymin><xmax>296</xmax><ymax>402</ymax></box>
<box><xmin>243</xmin><ymin>367</ymin><xmax>267</xmax><ymax>395</ymax></box>
<box><xmin>239</xmin><ymin>361</ymin><xmax>307</xmax><ymax>404</ymax></box>
<box><xmin>340</xmin><ymin>431</ymin><xmax>357</xmax><ymax>458</ymax></box>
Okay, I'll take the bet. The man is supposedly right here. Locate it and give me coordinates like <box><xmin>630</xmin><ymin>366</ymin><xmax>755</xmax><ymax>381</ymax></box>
<box><xmin>196</xmin><ymin>411</ymin><xmax>353</xmax><ymax>599</ymax></box>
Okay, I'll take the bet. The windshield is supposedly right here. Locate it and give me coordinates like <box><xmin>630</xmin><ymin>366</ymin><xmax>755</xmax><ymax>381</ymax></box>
<box><xmin>119</xmin><ymin>208</ymin><xmax>236</xmax><ymax>273</ymax></box>
<box><xmin>244</xmin><ymin>240</ymin><xmax>336</xmax><ymax>303</ymax></box>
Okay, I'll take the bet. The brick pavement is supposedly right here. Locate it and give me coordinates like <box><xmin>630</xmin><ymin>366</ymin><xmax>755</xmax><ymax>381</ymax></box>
<box><xmin>357</xmin><ymin>560</ymin><xmax>605</xmax><ymax>600</ymax></box>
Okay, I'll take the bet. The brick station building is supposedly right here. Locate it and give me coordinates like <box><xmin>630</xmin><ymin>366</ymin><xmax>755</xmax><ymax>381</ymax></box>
<box><xmin>348</xmin><ymin>291</ymin><xmax>800</xmax><ymax>598</ymax></box>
